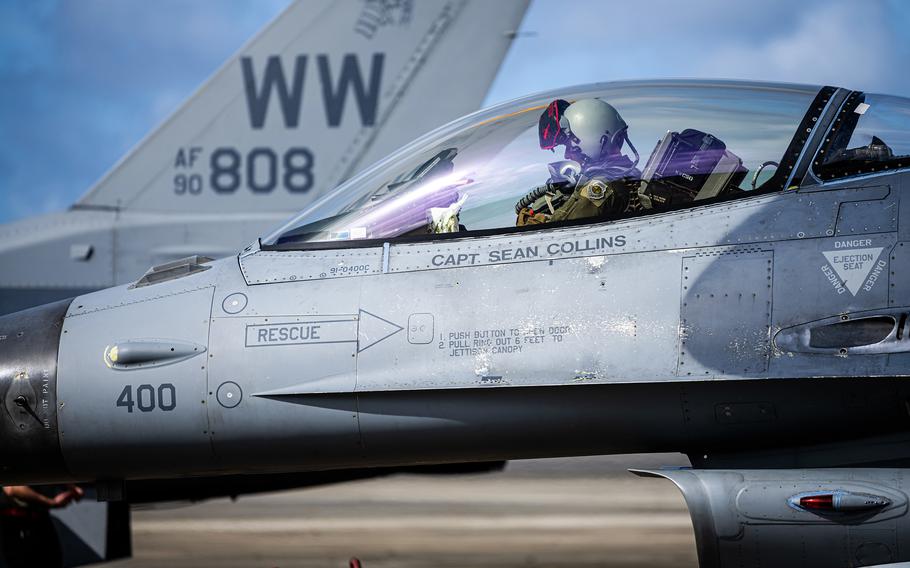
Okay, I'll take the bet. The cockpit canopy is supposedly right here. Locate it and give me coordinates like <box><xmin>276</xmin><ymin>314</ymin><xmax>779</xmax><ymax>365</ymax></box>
<box><xmin>263</xmin><ymin>81</ymin><xmax>907</xmax><ymax>248</ymax></box>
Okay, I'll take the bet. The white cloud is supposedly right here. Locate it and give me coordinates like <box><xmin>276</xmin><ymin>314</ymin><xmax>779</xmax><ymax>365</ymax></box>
<box><xmin>695</xmin><ymin>2</ymin><xmax>897</xmax><ymax>92</ymax></box>
<box><xmin>487</xmin><ymin>0</ymin><xmax>910</xmax><ymax>104</ymax></box>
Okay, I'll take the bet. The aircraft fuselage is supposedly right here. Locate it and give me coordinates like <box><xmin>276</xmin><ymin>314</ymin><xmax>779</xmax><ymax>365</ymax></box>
<box><xmin>3</xmin><ymin>167</ymin><xmax>910</xmax><ymax>483</ymax></box>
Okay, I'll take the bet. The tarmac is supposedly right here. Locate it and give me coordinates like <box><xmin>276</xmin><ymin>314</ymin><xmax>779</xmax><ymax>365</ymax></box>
<box><xmin>110</xmin><ymin>454</ymin><xmax>697</xmax><ymax>568</ymax></box>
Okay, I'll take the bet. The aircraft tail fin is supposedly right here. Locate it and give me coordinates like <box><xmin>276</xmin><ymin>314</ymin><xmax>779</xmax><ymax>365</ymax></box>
<box><xmin>74</xmin><ymin>0</ymin><xmax>529</xmax><ymax>216</ymax></box>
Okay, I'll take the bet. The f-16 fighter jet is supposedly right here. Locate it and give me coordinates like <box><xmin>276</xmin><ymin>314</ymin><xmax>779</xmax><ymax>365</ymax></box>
<box><xmin>5</xmin><ymin>80</ymin><xmax>910</xmax><ymax>568</ymax></box>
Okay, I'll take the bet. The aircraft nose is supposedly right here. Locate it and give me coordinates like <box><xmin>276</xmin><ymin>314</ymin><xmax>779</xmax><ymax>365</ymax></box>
<box><xmin>0</xmin><ymin>299</ymin><xmax>72</xmax><ymax>483</ymax></box>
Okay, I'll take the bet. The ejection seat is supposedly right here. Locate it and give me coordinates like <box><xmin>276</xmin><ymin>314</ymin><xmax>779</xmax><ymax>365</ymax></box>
<box><xmin>636</xmin><ymin>128</ymin><xmax>747</xmax><ymax>210</ymax></box>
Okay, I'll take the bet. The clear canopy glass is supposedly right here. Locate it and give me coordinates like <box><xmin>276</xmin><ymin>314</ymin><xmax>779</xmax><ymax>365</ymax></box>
<box><xmin>265</xmin><ymin>81</ymin><xmax>819</xmax><ymax>247</ymax></box>
<box><xmin>818</xmin><ymin>93</ymin><xmax>910</xmax><ymax>177</ymax></box>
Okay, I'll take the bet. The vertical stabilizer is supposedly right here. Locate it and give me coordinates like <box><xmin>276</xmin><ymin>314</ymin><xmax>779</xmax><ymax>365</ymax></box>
<box><xmin>74</xmin><ymin>0</ymin><xmax>529</xmax><ymax>215</ymax></box>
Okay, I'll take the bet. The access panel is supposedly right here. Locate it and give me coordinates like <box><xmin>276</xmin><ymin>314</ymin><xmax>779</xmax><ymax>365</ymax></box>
<box><xmin>678</xmin><ymin>250</ymin><xmax>773</xmax><ymax>377</ymax></box>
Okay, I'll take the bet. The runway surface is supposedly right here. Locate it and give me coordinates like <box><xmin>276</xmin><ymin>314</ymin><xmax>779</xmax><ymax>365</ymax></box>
<box><xmin>110</xmin><ymin>454</ymin><xmax>697</xmax><ymax>568</ymax></box>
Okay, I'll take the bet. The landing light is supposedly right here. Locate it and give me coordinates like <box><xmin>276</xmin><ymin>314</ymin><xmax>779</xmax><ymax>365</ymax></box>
<box><xmin>789</xmin><ymin>491</ymin><xmax>890</xmax><ymax>513</ymax></box>
<box><xmin>798</xmin><ymin>493</ymin><xmax>834</xmax><ymax>510</ymax></box>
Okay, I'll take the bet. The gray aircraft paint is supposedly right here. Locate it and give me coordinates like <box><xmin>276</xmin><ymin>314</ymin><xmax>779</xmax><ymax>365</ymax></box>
<box><xmin>636</xmin><ymin>469</ymin><xmax>910</xmax><ymax>568</ymax></box>
<box><xmin>4</xmin><ymin>80</ymin><xmax>910</xmax><ymax>568</ymax></box>
<box><xmin>0</xmin><ymin>0</ymin><xmax>529</xmax><ymax>314</ymax></box>
<box><xmin>0</xmin><ymin>4</ymin><xmax>528</xmax><ymax>562</ymax></box>
<box><xmin>34</xmin><ymin>82</ymin><xmax>908</xmax><ymax>473</ymax></box>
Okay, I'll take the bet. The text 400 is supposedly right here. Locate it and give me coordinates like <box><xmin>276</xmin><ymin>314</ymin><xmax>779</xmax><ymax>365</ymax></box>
<box><xmin>116</xmin><ymin>384</ymin><xmax>177</xmax><ymax>413</ymax></box>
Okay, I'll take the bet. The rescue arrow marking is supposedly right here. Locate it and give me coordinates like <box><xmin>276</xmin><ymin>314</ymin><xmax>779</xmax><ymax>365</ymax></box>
<box><xmin>357</xmin><ymin>310</ymin><xmax>403</xmax><ymax>353</ymax></box>
<box><xmin>244</xmin><ymin>309</ymin><xmax>401</xmax><ymax>352</ymax></box>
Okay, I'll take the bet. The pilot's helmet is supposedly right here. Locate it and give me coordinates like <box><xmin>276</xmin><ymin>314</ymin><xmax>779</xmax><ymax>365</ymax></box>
<box><xmin>539</xmin><ymin>98</ymin><xmax>628</xmax><ymax>164</ymax></box>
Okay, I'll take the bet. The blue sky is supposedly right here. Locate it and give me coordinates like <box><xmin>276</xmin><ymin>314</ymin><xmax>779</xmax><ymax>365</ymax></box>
<box><xmin>1</xmin><ymin>0</ymin><xmax>909</xmax><ymax>223</ymax></box>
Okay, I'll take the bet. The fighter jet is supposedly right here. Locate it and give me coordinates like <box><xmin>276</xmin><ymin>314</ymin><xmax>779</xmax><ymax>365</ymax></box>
<box><xmin>0</xmin><ymin>0</ymin><xmax>529</xmax><ymax>315</ymax></box>
<box><xmin>4</xmin><ymin>79</ymin><xmax>910</xmax><ymax>568</ymax></box>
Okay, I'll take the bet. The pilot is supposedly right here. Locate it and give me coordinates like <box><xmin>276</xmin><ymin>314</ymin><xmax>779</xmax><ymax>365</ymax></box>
<box><xmin>516</xmin><ymin>98</ymin><xmax>642</xmax><ymax>226</ymax></box>
<box><xmin>0</xmin><ymin>484</ymin><xmax>84</xmax><ymax>568</ymax></box>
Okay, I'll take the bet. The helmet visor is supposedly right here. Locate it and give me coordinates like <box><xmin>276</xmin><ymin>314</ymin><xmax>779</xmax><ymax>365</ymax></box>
<box><xmin>538</xmin><ymin>99</ymin><xmax>570</xmax><ymax>150</ymax></box>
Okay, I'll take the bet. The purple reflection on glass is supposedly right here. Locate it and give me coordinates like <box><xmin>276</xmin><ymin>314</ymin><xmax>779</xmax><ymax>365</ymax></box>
<box><xmin>337</xmin><ymin>176</ymin><xmax>469</xmax><ymax>240</ymax></box>
<box><xmin>649</xmin><ymin>129</ymin><xmax>728</xmax><ymax>190</ymax></box>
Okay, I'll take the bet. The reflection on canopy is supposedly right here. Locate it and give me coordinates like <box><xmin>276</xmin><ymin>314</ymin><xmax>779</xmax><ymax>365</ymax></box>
<box><xmin>815</xmin><ymin>93</ymin><xmax>910</xmax><ymax>181</ymax></box>
<box><xmin>266</xmin><ymin>80</ymin><xmax>820</xmax><ymax>247</ymax></box>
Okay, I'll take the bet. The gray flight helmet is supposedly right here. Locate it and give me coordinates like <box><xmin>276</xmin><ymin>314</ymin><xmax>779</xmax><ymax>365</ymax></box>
<box><xmin>562</xmin><ymin>98</ymin><xmax>628</xmax><ymax>160</ymax></box>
